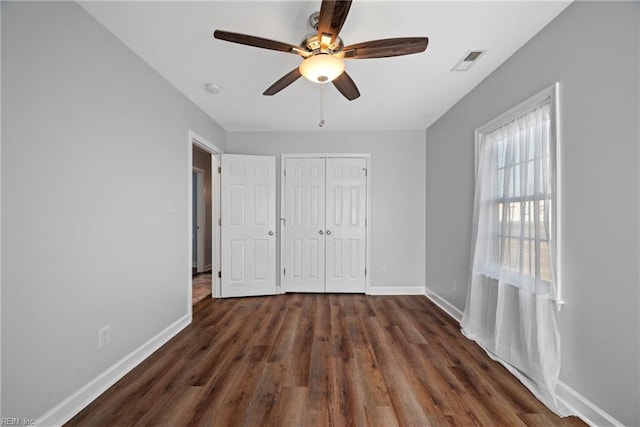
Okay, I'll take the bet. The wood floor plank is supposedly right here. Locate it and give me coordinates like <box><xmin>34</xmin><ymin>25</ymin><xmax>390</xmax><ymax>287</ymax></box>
<box><xmin>267</xmin><ymin>305</ymin><xmax>302</xmax><ymax>363</ymax></box>
<box><xmin>241</xmin><ymin>362</ymin><xmax>287</xmax><ymax>426</ymax></box>
<box><xmin>65</xmin><ymin>294</ymin><xmax>587</xmax><ymax>427</ymax></box>
<box><xmin>365</xmin><ymin>406</ymin><xmax>400</xmax><ymax>427</ymax></box>
<box><xmin>362</xmin><ymin>315</ymin><xmax>433</xmax><ymax>425</ymax></box>
<box><xmin>189</xmin><ymin>345</ymin><xmax>269</xmax><ymax>426</ymax></box>
<box><xmin>140</xmin><ymin>386</ymin><xmax>202</xmax><ymax>427</ymax></box>
<box><xmin>290</xmin><ymin>303</ymin><xmax>315</xmax><ymax>387</ymax></box>
<box><xmin>270</xmin><ymin>386</ymin><xmax>307</xmax><ymax>426</ymax></box>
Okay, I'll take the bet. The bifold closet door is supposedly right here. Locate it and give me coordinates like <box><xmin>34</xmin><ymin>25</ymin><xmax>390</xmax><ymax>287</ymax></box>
<box><xmin>325</xmin><ymin>158</ymin><xmax>367</xmax><ymax>293</ymax></box>
<box><xmin>283</xmin><ymin>157</ymin><xmax>367</xmax><ymax>293</ymax></box>
<box><xmin>283</xmin><ymin>158</ymin><xmax>326</xmax><ymax>293</ymax></box>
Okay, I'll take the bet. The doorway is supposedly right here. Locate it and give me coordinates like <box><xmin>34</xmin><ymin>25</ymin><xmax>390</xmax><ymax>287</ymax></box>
<box><xmin>188</xmin><ymin>131</ymin><xmax>222</xmax><ymax>312</ymax></box>
<box><xmin>191</xmin><ymin>163</ymin><xmax>209</xmax><ymax>305</ymax></box>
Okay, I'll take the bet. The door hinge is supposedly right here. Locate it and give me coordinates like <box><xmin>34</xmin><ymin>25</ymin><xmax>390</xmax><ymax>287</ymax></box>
<box><xmin>284</xmin><ymin>169</ymin><xmax>286</xmax><ymax>177</ymax></box>
<box><xmin>218</xmin><ymin>218</ymin><xmax>221</xmax><ymax>226</ymax></box>
<box><xmin>218</xmin><ymin>166</ymin><xmax>221</xmax><ymax>174</ymax></box>
<box><xmin>365</xmin><ymin>268</ymin><xmax>367</xmax><ymax>276</ymax></box>
<box><xmin>362</xmin><ymin>168</ymin><xmax>367</xmax><ymax>176</ymax></box>
<box><xmin>218</xmin><ymin>271</ymin><xmax>221</xmax><ymax>278</ymax></box>
<box><xmin>283</xmin><ymin>268</ymin><xmax>286</xmax><ymax>276</ymax></box>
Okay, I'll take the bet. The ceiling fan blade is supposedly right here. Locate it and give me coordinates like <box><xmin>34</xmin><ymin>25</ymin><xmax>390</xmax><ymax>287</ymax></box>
<box><xmin>214</xmin><ymin>30</ymin><xmax>309</xmax><ymax>56</ymax></box>
<box><xmin>343</xmin><ymin>37</ymin><xmax>429</xmax><ymax>59</ymax></box>
<box><xmin>332</xmin><ymin>72</ymin><xmax>360</xmax><ymax>101</ymax></box>
<box><xmin>263</xmin><ymin>68</ymin><xmax>302</xmax><ymax>96</ymax></box>
<box><xmin>317</xmin><ymin>0</ymin><xmax>352</xmax><ymax>45</ymax></box>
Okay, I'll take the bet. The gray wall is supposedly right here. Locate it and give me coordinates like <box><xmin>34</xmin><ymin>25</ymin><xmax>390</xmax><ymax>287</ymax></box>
<box><xmin>425</xmin><ymin>2</ymin><xmax>639</xmax><ymax>425</ymax></box>
<box><xmin>228</xmin><ymin>130</ymin><xmax>426</xmax><ymax>291</ymax></box>
<box><xmin>1</xmin><ymin>1</ymin><xmax>226</xmax><ymax>419</ymax></box>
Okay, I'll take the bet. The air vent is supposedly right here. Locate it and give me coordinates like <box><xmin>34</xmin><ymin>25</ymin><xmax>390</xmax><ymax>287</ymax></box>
<box><xmin>451</xmin><ymin>49</ymin><xmax>487</xmax><ymax>72</ymax></box>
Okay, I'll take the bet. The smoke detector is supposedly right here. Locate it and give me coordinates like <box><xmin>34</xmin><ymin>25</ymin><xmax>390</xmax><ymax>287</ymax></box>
<box><xmin>204</xmin><ymin>83</ymin><xmax>221</xmax><ymax>94</ymax></box>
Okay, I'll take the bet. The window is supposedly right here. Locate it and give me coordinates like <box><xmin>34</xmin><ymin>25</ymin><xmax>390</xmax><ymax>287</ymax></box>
<box><xmin>463</xmin><ymin>84</ymin><xmax>562</xmax><ymax>414</ymax></box>
<box><xmin>474</xmin><ymin>84</ymin><xmax>560</xmax><ymax>299</ymax></box>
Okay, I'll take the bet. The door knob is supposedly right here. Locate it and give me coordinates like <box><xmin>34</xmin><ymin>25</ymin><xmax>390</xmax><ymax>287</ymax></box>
<box><xmin>326</xmin><ymin>230</ymin><xmax>332</xmax><ymax>235</ymax></box>
<box><xmin>268</xmin><ymin>230</ymin><xmax>274</xmax><ymax>236</ymax></box>
<box><xmin>319</xmin><ymin>230</ymin><xmax>324</xmax><ymax>235</ymax></box>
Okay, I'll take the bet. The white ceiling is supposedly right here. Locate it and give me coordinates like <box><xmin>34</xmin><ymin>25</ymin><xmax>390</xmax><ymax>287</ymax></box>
<box><xmin>80</xmin><ymin>1</ymin><xmax>572</xmax><ymax>132</ymax></box>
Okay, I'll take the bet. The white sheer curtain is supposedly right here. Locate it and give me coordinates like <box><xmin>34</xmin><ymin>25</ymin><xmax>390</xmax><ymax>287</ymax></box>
<box><xmin>461</xmin><ymin>100</ymin><xmax>565</xmax><ymax>415</ymax></box>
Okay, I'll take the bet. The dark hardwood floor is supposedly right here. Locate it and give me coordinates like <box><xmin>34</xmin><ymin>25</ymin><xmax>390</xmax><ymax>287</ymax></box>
<box><xmin>66</xmin><ymin>294</ymin><xmax>586</xmax><ymax>426</ymax></box>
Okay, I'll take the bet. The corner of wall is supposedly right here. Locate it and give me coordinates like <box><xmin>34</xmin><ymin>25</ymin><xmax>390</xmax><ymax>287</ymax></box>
<box><xmin>425</xmin><ymin>287</ymin><xmax>463</xmax><ymax>323</ymax></box>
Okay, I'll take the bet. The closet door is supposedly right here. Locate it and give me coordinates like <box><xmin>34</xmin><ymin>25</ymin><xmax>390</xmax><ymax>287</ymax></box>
<box><xmin>325</xmin><ymin>158</ymin><xmax>367</xmax><ymax>293</ymax></box>
<box><xmin>283</xmin><ymin>158</ymin><xmax>326</xmax><ymax>292</ymax></box>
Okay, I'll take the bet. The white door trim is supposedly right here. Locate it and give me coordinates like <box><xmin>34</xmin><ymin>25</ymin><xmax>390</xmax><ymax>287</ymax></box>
<box><xmin>280</xmin><ymin>153</ymin><xmax>372</xmax><ymax>294</ymax></box>
<box><xmin>188</xmin><ymin>131</ymin><xmax>223</xmax><ymax>316</ymax></box>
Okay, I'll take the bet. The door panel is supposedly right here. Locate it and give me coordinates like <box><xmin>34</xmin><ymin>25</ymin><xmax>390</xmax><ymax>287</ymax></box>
<box><xmin>325</xmin><ymin>158</ymin><xmax>367</xmax><ymax>293</ymax></box>
<box><xmin>221</xmin><ymin>154</ymin><xmax>276</xmax><ymax>297</ymax></box>
<box><xmin>283</xmin><ymin>158</ymin><xmax>326</xmax><ymax>292</ymax></box>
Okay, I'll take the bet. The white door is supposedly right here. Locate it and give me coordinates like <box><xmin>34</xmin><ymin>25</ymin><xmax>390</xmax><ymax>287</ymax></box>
<box><xmin>221</xmin><ymin>154</ymin><xmax>276</xmax><ymax>297</ymax></box>
<box><xmin>283</xmin><ymin>158</ymin><xmax>326</xmax><ymax>292</ymax></box>
<box><xmin>282</xmin><ymin>157</ymin><xmax>367</xmax><ymax>293</ymax></box>
<box><xmin>325</xmin><ymin>158</ymin><xmax>367</xmax><ymax>292</ymax></box>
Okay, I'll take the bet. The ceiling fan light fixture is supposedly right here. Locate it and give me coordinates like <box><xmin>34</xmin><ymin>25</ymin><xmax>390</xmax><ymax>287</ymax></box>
<box><xmin>299</xmin><ymin>54</ymin><xmax>345</xmax><ymax>84</ymax></box>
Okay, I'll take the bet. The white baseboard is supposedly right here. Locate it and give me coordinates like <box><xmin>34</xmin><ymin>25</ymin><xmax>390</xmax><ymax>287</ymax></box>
<box><xmin>424</xmin><ymin>288</ymin><xmax>624</xmax><ymax>427</ymax></box>
<box><xmin>204</xmin><ymin>264</ymin><xmax>212</xmax><ymax>272</ymax></box>
<box><xmin>367</xmin><ymin>286</ymin><xmax>425</xmax><ymax>295</ymax></box>
<box><xmin>35</xmin><ymin>314</ymin><xmax>191</xmax><ymax>427</ymax></box>
<box><xmin>556</xmin><ymin>382</ymin><xmax>624</xmax><ymax>427</ymax></box>
<box><xmin>425</xmin><ymin>287</ymin><xmax>464</xmax><ymax>322</ymax></box>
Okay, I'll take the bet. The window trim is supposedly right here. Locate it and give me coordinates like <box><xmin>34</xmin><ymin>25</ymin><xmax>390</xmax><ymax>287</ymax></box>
<box><xmin>473</xmin><ymin>83</ymin><xmax>563</xmax><ymax>304</ymax></box>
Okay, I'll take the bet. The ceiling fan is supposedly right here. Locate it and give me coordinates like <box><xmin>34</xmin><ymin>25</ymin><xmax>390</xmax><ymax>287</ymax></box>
<box><xmin>214</xmin><ymin>0</ymin><xmax>429</xmax><ymax>101</ymax></box>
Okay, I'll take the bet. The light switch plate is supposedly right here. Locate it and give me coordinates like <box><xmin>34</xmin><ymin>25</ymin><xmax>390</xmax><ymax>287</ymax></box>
<box><xmin>166</xmin><ymin>200</ymin><xmax>177</xmax><ymax>214</ymax></box>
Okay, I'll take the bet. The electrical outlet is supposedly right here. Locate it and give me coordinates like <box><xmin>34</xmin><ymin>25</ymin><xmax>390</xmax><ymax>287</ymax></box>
<box><xmin>451</xmin><ymin>280</ymin><xmax>457</xmax><ymax>292</ymax></box>
<box><xmin>99</xmin><ymin>325</ymin><xmax>111</xmax><ymax>349</ymax></box>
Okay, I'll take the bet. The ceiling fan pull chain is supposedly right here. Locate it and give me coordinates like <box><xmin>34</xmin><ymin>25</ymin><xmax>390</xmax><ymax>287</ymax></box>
<box><xmin>319</xmin><ymin>84</ymin><xmax>326</xmax><ymax>128</ymax></box>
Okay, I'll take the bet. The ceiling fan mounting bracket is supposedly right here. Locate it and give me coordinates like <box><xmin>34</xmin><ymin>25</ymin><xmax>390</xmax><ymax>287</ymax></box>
<box><xmin>308</xmin><ymin>11</ymin><xmax>320</xmax><ymax>31</ymax></box>
<box><xmin>301</xmin><ymin>32</ymin><xmax>344</xmax><ymax>55</ymax></box>
<box><xmin>304</xmin><ymin>11</ymin><xmax>343</xmax><ymax>54</ymax></box>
